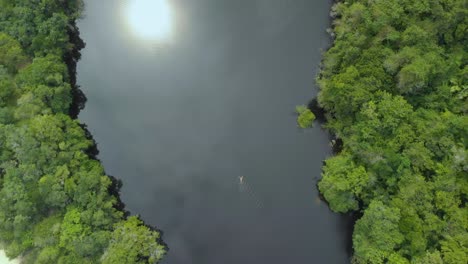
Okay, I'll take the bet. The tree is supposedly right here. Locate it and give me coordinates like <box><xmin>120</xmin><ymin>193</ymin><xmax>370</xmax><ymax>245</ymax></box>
<box><xmin>31</xmin><ymin>13</ymin><xmax>70</xmax><ymax>57</ymax></box>
<box><xmin>413</xmin><ymin>251</ymin><xmax>443</xmax><ymax>264</ymax></box>
<box><xmin>102</xmin><ymin>217</ymin><xmax>166</xmax><ymax>264</ymax></box>
<box><xmin>0</xmin><ymin>32</ymin><xmax>27</xmax><ymax>73</ymax></box>
<box><xmin>0</xmin><ymin>69</ymin><xmax>15</xmax><ymax>106</ymax></box>
<box><xmin>16</xmin><ymin>55</ymin><xmax>68</xmax><ymax>88</ymax></box>
<box><xmin>295</xmin><ymin>105</ymin><xmax>315</xmax><ymax>128</ymax></box>
<box><xmin>318</xmin><ymin>154</ymin><xmax>369</xmax><ymax>213</ymax></box>
<box><xmin>353</xmin><ymin>201</ymin><xmax>404</xmax><ymax>263</ymax></box>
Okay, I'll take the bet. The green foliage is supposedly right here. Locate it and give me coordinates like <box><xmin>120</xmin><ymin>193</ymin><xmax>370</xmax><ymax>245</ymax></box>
<box><xmin>413</xmin><ymin>251</ymin><xmax>444</xmax><ymax>264</ymax></box>
<box><xmin>295</xmin><ymin>105</ymin><xmax>315</xmax><ymax>128</ymax></box>
<box><xmin>353</xmin><ymin>201</ymin><xmax>404</xmax><ymax>263</ymax></box>
<box><xmin>0</xmin><ymin>68</ymin><xmax>15</xmax><ymax>106</ymax></box>
<box><xmin>318</xmin><ymin>154</ymin><xmax>368</xmax><ymax>212</ymax></box>
<box><xmin>16</xmin><ymin>55</ymin><xmax>68</xmax><ymax>87</ymax></box>
<box><xmin>0</xmin><ymin>1</ymin><xmax>166</xmax><ymax>263</ymax></box>
<box><xmin>317</xmin><ymin>0</ymin><xmax>467</xmax><ymax>262</ymax></box>
<box><xmin>102</xmin><ymin>217</ymin><xmax>166</xmax><ymax>264</ymax></box>
<box><xmin>0</xmin><ymin>33</ymin><xmax>27</xmax><ymax>73</ymax></box>
<box><xmin>31</xmin><ymin>13</ymin><xmax>70</xmax><ymax>57</ymax></box>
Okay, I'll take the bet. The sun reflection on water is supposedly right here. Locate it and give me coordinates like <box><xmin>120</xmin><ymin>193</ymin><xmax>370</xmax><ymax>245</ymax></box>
<box><xmin>125</xmin><ymin>0</ymin><xmax>173</xmax><ymax>41</ymax></box>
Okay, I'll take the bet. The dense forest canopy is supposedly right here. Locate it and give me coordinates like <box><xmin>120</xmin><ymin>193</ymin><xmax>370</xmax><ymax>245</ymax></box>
<box><xmin>317</xmin><ymin>0</ymin><xmax>467</xmax><ymax>263</ymax></box>
<box><xmin>0</xmin><ymin>0</ymin><xmax>166</xmax><ymax>263</ymax></box>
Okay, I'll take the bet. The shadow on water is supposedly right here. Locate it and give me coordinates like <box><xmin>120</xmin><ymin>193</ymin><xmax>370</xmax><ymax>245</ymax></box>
<box><xmin>315</xmin><ymin>171</ymin><xmax>358</xmax><ymax>259</ymax></box>
<box><xmin>309</xmin><ymin>98</ymin><xmax>352</xmax><ymax>257</ymax></box>
<box><xmin>338</xmin><ymin>212</ymin><xmax>360</xmax><ymax>257</ymax></box>
<box><xmin>65</xmin><ymin>19</ymin><xmax>87</xmax><ymax>119</ymax></box>
<box><xmin>307</xmin><ymin>98</ymin><xmax>326</xmax><ymax>123</ymax></box>
<box><xmin>308</xmin><ymin>97</ymin><xmax>343</xmax><ymax>155</ymax></box>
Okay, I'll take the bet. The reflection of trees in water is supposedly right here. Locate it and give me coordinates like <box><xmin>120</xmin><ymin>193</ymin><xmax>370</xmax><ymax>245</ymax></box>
<box><xmin>66</xmin><ymin>19</ymin><xmax>86</xmax><ymax>119</ymax></box>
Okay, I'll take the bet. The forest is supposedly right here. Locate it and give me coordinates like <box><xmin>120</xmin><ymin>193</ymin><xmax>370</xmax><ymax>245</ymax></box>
<box><xmin>0</xmin><ymin>0</ymin><xmax>166</xmax><ymax>263</ymax></box>
<box><xmin>317</xmin><ymin>0</ymin><xmax>467</xmax><ymax>263</ymax></box>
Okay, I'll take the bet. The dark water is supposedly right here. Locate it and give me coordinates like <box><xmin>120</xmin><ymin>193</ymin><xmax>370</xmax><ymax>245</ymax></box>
<box><xmin>77</xmin><ymin>0</ymin><xmax>349</xmax><ymax>263</ymax></box>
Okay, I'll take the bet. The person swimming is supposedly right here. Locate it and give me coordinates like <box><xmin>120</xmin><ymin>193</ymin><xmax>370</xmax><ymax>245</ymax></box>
<box><xmin>239</xmin><ymin>176</ymin><xmax>244</xmax><ymax>184</ymax></box>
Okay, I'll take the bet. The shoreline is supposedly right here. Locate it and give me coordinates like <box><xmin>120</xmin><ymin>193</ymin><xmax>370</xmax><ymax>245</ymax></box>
<box><xmin>0</xmin><ymin>1</ymin><xmax>167</xmax><ymax>261</ymax></box>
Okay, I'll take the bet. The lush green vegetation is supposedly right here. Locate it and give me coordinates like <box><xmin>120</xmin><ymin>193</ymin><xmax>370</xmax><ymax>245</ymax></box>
<box><xmin>317</xmin><ymin>0</ymin><xmax>467</xmax><ymax>263</ymax></box>
<box><xmin>296</xmin><ymin>105</ymin><xmax>316</xmax><ymax>128</ymax></box>
<box><xmin>0</xmin><ymin>1</ymin><xmax>166</xmax><ymax>263</ymax></box>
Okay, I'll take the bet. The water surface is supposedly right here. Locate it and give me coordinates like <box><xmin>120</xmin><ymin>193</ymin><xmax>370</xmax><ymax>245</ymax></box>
<box><xmin>77</xmin><ymin>0</ymin><xmax>349</xmax><ymax>263</ymax></box>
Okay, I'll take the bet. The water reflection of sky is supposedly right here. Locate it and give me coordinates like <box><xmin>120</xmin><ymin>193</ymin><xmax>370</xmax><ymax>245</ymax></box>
<box><xmin>124</xmin><ymin>0</ymin><xmax>173</xmax><ymax>41</ymax></box>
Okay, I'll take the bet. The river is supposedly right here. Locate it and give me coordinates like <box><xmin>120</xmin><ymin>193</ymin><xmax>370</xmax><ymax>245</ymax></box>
<box><xmin>77</xmin><ymin>0</ymin><xmax>349</xmax><ymax>263</ymax></box>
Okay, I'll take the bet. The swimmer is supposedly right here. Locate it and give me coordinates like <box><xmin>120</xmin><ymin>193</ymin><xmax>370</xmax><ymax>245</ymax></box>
<box><xmin>239</xmin><ymin>176</ymin><xmax>244</xmax><ymax>184</ymax></box>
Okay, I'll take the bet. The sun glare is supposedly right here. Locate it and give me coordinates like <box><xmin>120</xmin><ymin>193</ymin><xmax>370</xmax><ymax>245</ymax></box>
<box><xmin>127</xmin><ymin>0</ymin><xmax>172</xmax><ymax>40</ymax></box>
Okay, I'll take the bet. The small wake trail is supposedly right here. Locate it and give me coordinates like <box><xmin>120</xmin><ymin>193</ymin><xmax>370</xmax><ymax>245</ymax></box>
<box><xmin>238</xmin><ymin>177</ymin><xmax>263</xmax><ymax>208</ymax></box>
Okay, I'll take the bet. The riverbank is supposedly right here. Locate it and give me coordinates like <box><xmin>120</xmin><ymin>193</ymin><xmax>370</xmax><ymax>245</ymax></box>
<box><xmin>0</xmin><ymin>1</ymin><xmax>166</xmax><ymax>262</ymax></box>
<box><xmin>316</xmin><ymin>0</ymin><xmax>467</xmax><ymax>263</ymax></box>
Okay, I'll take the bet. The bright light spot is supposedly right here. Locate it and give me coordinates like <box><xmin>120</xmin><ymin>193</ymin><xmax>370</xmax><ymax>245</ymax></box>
<box><xmin>0</xmin><ymin>250</ymin><xmax>19</xmax><ymax>264</ymax></box>
<box><xmin>127</xmin><ymin>0</ymin><xmax>172</xmax><ymax>40</ymax></box>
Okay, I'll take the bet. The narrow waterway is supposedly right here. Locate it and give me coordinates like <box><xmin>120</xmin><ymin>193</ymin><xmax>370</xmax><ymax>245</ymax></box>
<box><xmin>77</xmin><ymin>0</ymin><xmax>349</xmax><ymax>263</ymax></box>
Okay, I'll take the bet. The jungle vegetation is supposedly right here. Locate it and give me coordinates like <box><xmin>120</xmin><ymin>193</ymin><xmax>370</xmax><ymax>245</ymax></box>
<box><xmin>317</xmin><ymin>0</ymin><xmax>467</xmax><ymax>263</ymax></box>
<box><xmin>0</xmin><ymin>0</ymin><xmax>166</xmax><ymax>263</ymax></box>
